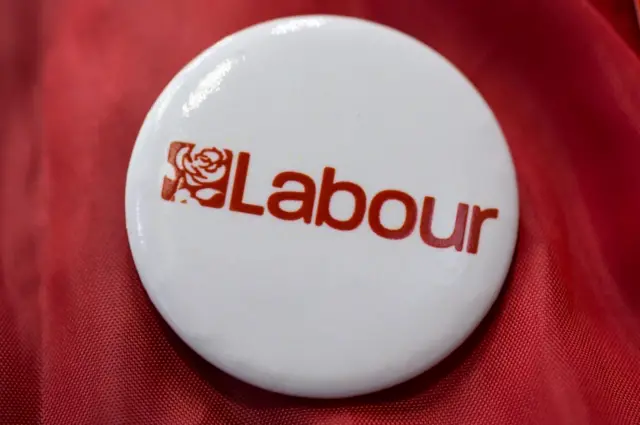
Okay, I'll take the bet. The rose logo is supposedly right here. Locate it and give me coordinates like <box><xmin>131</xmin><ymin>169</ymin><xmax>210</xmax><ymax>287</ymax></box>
<box><xmin>161</xmin><ymin>142</ymin><xmax>234</xmax><ymax>208</ymax></box>
<box><xmin>176</xmin><ymin>146</ymin><xmax>228</xmax><ymax>186</ymax></box>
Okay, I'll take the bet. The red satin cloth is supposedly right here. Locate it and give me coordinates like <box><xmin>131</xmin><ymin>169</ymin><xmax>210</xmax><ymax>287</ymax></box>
<box><xmin>2</xmin><ymin>0</ymin><xmax>640</xmax><ymax>423</ymax></box>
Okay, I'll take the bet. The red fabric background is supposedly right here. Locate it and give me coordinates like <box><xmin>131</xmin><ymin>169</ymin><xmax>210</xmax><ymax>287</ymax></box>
<box><xmin>2</xmin><ymin>0</ymin><xmax>640</xmax><ymax>423</ymax></box>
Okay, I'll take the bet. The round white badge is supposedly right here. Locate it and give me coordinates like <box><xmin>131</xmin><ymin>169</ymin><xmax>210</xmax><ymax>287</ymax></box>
<box><xmin>126</xmin><ymin>16</ymin><xmax>518</xmax><ymax>398</ymax></box>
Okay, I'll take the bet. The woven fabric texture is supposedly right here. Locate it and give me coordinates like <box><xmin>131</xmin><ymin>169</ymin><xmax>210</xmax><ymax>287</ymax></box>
<box><xmin>1</xmin><ymin>0</ymin><xmax>640</xmax><ymax>423</ymax></box>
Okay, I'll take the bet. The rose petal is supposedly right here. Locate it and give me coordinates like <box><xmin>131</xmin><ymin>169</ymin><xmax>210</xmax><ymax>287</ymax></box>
<box><xmin>174</xmin><ymin>146</ymin><xmax>190</xmax><ymax>171</ymax></box>
<box><xmin>202</xmin><ymin>163</ymin><xmax>220</xmax><ymax>173</ymax></box>
<box><xmin>191</xmin><ymin>166</ymin><xmax>226</xmax><ymax>184</ymax></box>
<box><xmin>200</xmin><ymin>148</ymin><xmax>222</xmax><ymax>163</ymax></box>
<box><xmin>183</xmin><ymin>157</ymin><xmax>202</xmax><ymax>177</ymax></box>
<box><xmin>184</xmin><ymin>173</ymin><xmax>199</xmax><ymax>186</ymax></box>
<box><xmin>196</xmin><ymin>154</ymin><xmax>212</xmax><ymax>167</ymax></box>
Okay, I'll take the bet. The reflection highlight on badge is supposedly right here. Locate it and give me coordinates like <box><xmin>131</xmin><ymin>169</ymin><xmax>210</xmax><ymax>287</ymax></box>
<box><xmin>270</xmin><ymin>17</ymin><xmax>326</xmax><ymax>35</ymax></box>
<box><xmin>182</xmin><ymin>57</ymin><xmax>242</xmax><ymax>117</ymax></box>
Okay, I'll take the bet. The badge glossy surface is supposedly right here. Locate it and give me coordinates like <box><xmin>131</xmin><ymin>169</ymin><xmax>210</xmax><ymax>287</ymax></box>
<box><xmin>125</xmin><ymin>15</ymin><xmax>519</xmax><ymax>398</ymax></box>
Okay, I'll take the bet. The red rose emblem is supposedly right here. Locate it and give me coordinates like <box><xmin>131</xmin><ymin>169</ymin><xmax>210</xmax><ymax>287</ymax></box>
<box><xmin>176</xmin><ymin>146</ymin><xmax>229</xmax><ymax>186</ymax></box>
<box><xmin>161</xmin><ymin>142</ymin><xmax>233</xmax><ymax>208</ymax></box>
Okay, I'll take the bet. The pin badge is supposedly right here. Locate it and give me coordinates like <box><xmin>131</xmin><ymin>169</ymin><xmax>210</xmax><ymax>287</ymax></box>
<box><xmin>126</xmin><ymin>15</ymin><xmax>518</xmax><ymax>398</ymax></box>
